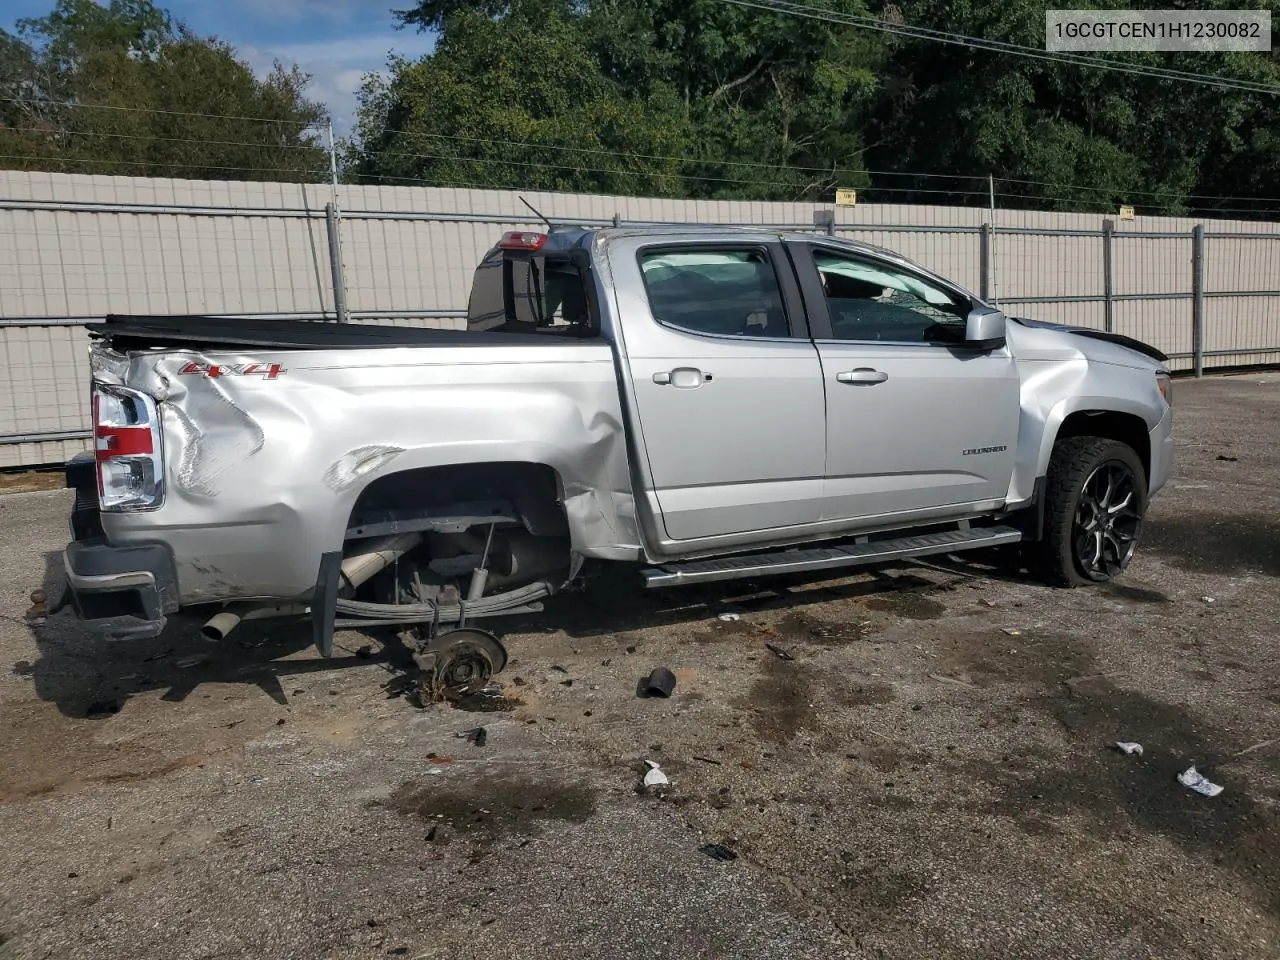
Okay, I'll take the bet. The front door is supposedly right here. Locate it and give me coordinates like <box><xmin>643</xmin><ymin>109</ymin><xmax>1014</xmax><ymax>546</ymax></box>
<box><xmin>615</xmin><ymin>239</ymin><xmax>827</xmax><ymax>544</ymax></box>
<box><xmin>787</xmin><ymin>241</ymin><xmax>1020</xmax><ymax>525</ymax></box>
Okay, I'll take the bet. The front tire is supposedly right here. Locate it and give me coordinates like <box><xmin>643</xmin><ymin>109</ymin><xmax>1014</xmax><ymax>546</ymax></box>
<box><xmin>1029</xmin><ymin>436</ymin><xmax>1148</xmax><ymax>587</ymax></box>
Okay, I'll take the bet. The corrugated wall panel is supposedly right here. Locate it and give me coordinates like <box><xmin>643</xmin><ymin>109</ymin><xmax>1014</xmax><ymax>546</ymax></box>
<box><xmin>1</xmin><ymin>171</ymin><xmax>1277</xmax><ymax>465</ymax></box>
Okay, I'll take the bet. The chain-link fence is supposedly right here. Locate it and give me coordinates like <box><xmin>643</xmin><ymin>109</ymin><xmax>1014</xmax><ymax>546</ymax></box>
<box><xmin>2</xmin><ymin>171</ymin><xmax>1278</xmax><ymax>467</ymax></box>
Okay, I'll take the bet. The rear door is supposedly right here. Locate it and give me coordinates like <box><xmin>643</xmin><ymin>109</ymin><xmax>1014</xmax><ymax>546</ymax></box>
<box><xmin>787</xmin><ymin>240</ymin><xmax>1020</xmax><ymax>525</ymax></box>
<box><xmin>610</xmin><ymin>238</ymin><xmax>826</xmax><ymax>544</ymax></box>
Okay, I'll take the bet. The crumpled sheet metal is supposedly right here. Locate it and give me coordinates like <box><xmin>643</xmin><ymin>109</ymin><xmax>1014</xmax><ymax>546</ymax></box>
<box><xmin>92</xmin><ymin>342</ymin><xmax>266</xmax><ymax>498</ymax></box>
<box><xmin>323</xmin><ymin>444</ymin><xmax>406</xmax><ymax>492</ymax></box>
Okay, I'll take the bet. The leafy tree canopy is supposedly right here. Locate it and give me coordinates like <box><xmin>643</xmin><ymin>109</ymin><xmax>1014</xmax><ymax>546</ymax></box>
<box><xmin>0</xmin><ymin>0</ymin><xmax>328</xmax><ymax>181</ymax></box>
<box><xmin>351</xmin><ymin>0</ymin><xmax>1280</xmax><ymax>214</ymax></box>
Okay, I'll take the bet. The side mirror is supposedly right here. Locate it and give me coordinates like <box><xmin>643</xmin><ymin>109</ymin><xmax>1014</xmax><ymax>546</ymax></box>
<box><xmin>965</xmin><ymin>306</ymin><xmax>1007</xmax><ymax>350</ymax></box>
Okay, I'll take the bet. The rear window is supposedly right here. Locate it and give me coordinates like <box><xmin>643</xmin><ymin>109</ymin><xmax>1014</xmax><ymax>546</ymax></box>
<box><xmin>466</xmin><ymin>249</ymin><xmax>594</xmax><ymax>336</ymax></box>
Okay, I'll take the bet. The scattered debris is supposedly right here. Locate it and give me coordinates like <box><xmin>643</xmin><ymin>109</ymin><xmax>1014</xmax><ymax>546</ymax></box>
<box><xmin>1002</xmin><ymin>628</ymin><xmax>1023</xmax><ymax>636</ymax></box>
<box><xmin>692</xmin><ymin>756</ymin><xmax>723</xmax><ymax>766</ymax></box>
<box><xmin>174</xmin><ymin>655</ymin><xmax>206</xmax><ymax>669</ymax></box>
<box><xmin>425</xmin><ymin>753</ymin><xmax>454</xmax><ymax>764</ymax></box>
<box><xmin>641</xmin><ymin>667</ymin><xmax>677</xmax><ymax>698</ymax></box>
<box><xmin>25</xmin><ymin>589</ymin><xmax>47</xmax><ymax>623</ymax></box>
<box><xmin>456</xmin><ymin>727</ymin><xmax>488</xmax><ymax>747</ymax></box>
<box><xmin>355</xmin><ymin>644</ymin><xmax>374</xmax><ymax>659</ymax></box>
<box><xmin>551</xmin><ymin>665</ymin><xmax>569</xmax><ymax>674</ymax></box>
<box><xmin>1216</xmin><ymin>455</ymin><xmax>1239</xmax><ymax>462</ymax></box>
<box><xmin>1201</xmin><ymin>596</ymin><xmax>1216</xmax><ymax>604</ymax></box>
<box><xmin>717</xmin><ymin>612</ymin><xmax>741</xmax><ymax>622</ymax></box>
<box><xmin>642</xmin><ymin>760</ymin><xmax>670</xmax><ymax>788</ymax></box>
<box><xmin>1177</xmin><ymin>765</ymin><xmax>1223</xmax><ymax>797</ymax></box>
<box><xmin>1235</xmin><ymin>738</ymin><xmax>1278</xmax><ymax>757</ymax></box>
<box><xmin>700</xmin><ymin>843</ymin><xmax>738</xmax><ymax>862</ymax></box>
<box><xmin>560</xmin><ymin>679</ymin><xmax>574</xmax><ymax>687</ymax></box>
<box><xmin>1115</xmin><ymin>741</ymin><xmax>1144</xmax><ymax>756</ymax></box>
<box><xmin>142</xmin><ymin>649</ymin><xmax>174</xmax><ymax>663</ymax></box>
<box><xmin>978</xmin><ymin>598</ymin><xmax>997</xmax><ymax>608</ymax></box>
<box><xmin>764</xmin><ymin>642</ymin><xmax>795</xmax><ymax>662</ymax></box>
<box><xmin>928</xmin><ymin>673</ymin><xmax>975</xmax><ymax>689</ymax></box>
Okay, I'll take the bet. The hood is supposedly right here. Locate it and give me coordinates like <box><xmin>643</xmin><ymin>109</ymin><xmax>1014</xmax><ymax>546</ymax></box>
<box><xmin>1009</xmin><ymin>316</ymin><xmax>1168</xmax><ymax>366</ymax></box>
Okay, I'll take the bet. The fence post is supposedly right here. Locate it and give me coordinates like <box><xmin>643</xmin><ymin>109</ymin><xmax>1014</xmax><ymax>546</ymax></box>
<box><xmin>612</xmin><ymin>212</ymin><xmax>621</xmax><ymax>227</ymax></box>
<box><xmin>979</xmin><ymin>223</ymin><xmax>991</xmax><ymax>302</ymax></box>
<box><xmin>1191</xmin><ymin>223</ymin><xmax>1205</xmax><ymax>377</ymax></box>
<box><xmin>1102</xmin><ymin>218</ymin><xmax>1115</xmax><ymax>333</ymax></box>
<box><xmin>325</xmin><ymin>202</ymin><xmax>349</xmax><ymax>324</ymax></box>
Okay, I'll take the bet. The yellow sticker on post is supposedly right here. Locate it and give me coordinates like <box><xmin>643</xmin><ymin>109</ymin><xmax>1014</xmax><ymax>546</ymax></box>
<box><xmin>835</xmin><ymin>189</ymin><xmax>857</xmax><ymax>207</ymax></box>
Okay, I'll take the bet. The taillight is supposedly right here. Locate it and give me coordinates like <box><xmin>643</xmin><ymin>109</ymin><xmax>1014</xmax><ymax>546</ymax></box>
<box><xmin>1156</xmin><ymin>371</ymin><xmax>1173</xmax><ymax>407</ymax></box>
<box><xmin>499</xmin><ymin>231</ymin><xmax>547</xmax><ymax>251</ymax></box>
<box><xmin>93</xmin><ymin>384</ymin><xmax>164</xmax><ymax>510</ymax></box>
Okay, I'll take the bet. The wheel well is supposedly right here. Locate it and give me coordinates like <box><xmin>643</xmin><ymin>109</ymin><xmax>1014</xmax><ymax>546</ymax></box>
<box><xmin>347</xmin><ymin>461</ymin><xmax>568</xmax><ymax>537</ymax></box>
<box><xmin>1056</xmin><ymin>411</ymin><xmax>1150</xmax><ymax>481</ymax></box>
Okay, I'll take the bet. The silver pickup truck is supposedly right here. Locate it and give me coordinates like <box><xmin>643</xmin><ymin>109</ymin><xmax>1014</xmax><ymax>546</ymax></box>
<box><xmin>61</xmin><ymin>226</ymin><xmax>1172</xmax><ymax>681</ymax></box>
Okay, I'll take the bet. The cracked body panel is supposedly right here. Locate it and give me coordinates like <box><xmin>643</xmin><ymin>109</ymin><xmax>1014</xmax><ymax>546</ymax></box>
<box><xmin>95</xmin><ymin>338</ymin><xmax>639</xmax><ymax>603</ymax></box>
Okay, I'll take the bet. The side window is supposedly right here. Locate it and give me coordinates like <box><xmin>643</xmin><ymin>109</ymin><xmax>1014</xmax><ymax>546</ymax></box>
<box><xmin>639</xmin><ymin>248</ymin><xmax>790</xmax><ymax>338</ymax></box>
<box><xmin>814</xmin><ymin>251</ymin><xmax>968</xmax><ymax>344</ymax></box>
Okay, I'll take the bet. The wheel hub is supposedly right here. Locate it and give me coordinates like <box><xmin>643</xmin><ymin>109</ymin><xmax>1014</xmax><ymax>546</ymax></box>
<box><xmin>412</xmin><ymin>627</ymin><xmax>508</xmax><ymax>701</ymax></box>
<box><xmin>1073</xmin><ymin>460</ymin><xmax>1143</xmax><ymax>581</ymax></box>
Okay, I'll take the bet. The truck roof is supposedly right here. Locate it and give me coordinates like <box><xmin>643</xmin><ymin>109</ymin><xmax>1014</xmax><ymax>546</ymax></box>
<box><xmin>538</xmin><ymin>224</ymin><xmax>911</xmax><ymax>266</ymax></box>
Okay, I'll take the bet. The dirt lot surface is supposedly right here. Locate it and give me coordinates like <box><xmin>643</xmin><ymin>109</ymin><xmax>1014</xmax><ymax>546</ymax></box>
<box><xmin>2</xmin><ymin>375</ymin><xmax>1279</xmax><ymax>960</ymax></box>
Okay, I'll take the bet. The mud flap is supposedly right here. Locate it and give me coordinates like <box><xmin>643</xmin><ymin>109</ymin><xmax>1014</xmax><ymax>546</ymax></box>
<box><xmin>1010</xmin><ymin>476</ymin><xmax>1048</xmax><ymax>542</ymax></box>
<box><xmin>311</xmin><ymin>550</ymin><xmax>343</xmax><ymax>658</ymax></box>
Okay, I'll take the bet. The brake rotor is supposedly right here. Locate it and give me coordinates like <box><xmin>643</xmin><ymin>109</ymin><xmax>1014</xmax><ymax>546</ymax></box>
<box><xmin>412</xmin><ymin>627</ymin><xmax>508</xmax><ymax>701</ymax></box>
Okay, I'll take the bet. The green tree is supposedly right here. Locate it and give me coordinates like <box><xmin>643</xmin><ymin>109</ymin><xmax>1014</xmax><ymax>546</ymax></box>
<box><xmin>0</xmin><ymin>0</ymin><xmax>329</xmax><ymax>181</ymax></box>
<box><xmin>863</xmin><ymin>0</ymin><xmax>1280</xmax><ymax>213</ymax></box>
<box><xmin>386</xmin><ymin>0</ymin><xmax>1280</xmax><ymax>213</ymax></box>
<box><xmin>352</xmin><ymin>0</ymin><xmax>882</xmax><ymax>199</ymax></box>
<box><xmin>347</xmin><ymin>3</ymin><xmax>690</xmax><ymax>195</ymax></box>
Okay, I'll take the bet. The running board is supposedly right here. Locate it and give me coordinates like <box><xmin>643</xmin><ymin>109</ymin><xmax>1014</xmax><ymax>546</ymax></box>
<box><xmin>641</xmin><ymin>525</ymin><xmax>1022</xmax><ymax>588</ymax></box>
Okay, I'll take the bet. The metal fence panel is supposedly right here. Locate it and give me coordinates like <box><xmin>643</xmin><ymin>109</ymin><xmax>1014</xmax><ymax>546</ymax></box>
<box><xmin>1</xmin><ymin>170</ymin><xmax>1278</xmax><ymax>466</ymax></box>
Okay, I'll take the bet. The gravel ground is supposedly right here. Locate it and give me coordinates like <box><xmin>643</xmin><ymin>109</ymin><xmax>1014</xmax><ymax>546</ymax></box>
<box><xmin>1</xmin><ymin>374</ymin><xmax>1279</xmax><ymax>960</ymax></box>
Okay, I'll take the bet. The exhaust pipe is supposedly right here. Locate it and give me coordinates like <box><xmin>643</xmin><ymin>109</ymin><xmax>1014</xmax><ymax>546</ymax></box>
<box><xmin>199</xmin><ymin>602</ymin><xmax>309</xmax><ymax>641</ymax></box>
<box><xmin>201</xmin><ymin>533</ymin><xmax>423</xmax><ymax>641</ymax></box>
<box><xmin>201</xmin><ymin>608</ymin><xmax>244</xmax><ymax>641</ymax></box>
<box><xmin>339</xmin><ymin>532</ymin><xmax>422</xmax><ymax>594</ymax></box>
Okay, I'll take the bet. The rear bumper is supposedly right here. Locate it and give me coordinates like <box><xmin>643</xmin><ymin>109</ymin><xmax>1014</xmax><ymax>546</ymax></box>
<box><xmin>61</xmin><ymin>453</ymin><xmax>179</xmax><ymax>640</ymax></box>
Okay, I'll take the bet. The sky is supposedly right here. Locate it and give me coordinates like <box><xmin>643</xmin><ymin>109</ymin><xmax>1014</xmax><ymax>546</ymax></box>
<box><xmin>0</xmin><ymin>0</ymin><xmax>439</xmax><ymax>133</ymax></box>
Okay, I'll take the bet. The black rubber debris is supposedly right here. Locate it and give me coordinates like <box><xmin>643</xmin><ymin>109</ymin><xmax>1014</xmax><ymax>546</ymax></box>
<box><xmin>765</xmin><ymin>642</ymin><xmax>795</xmax><ymax>661</ymax></box>
<box><xmin>700</xmin><ymin>843</ymin><xmax>738</xmax><ymax>862</ymax></box>
<box><xmin>641</xmin><ymin>667</ymin><xmax>677</xmax><ymax>698</ymax></box>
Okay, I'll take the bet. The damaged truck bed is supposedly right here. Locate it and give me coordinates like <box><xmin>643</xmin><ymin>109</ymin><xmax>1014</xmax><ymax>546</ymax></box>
<box><xmin>60</xmin><ymin>226</ymin><xmax>1173</xmax><ymax>695</ymax></box>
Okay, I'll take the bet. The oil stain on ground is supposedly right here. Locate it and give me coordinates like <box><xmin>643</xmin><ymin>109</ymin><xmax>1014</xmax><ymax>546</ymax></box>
<box><xmin>863</xmin><ymin>593</ymin><xmax>946</xmax><ymax>620</ymax></box>
<box><xmin>967</xmin><ymin>681</ymin><xmax>1280</xmax><ymax>917</ymax></box>
<box><xmin>738</xmin><ymin>658</ymin><xmax>820</xmax><ymax>743</ymax></box>
<box><xmin>774</xmin><ymin>611</ymin><xmax>871</xmax><ymax>645</ymax></box>
<box><xmin>835</xmin><ymin>865</ymin><xmax>933</xmax><ymax>928</ymax></box>
<box><xmin>1145</xmin><ymin>513</ymin><xmax>1280</xmax><ymax>576</ymax></box>
<box><xmin>942</xmin><ymin>630</ymin><xmax>1097</xmax><ymax>689</ymax></box>
<box><xmin>384</xmin><ymin>774</ymin><xmax>596</xmax><ymax>845</ymax></box>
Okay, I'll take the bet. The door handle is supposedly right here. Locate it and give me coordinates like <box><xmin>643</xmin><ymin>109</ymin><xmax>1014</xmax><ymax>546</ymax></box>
<box><xmin>653</xmin><ymin>368</ymin><xmax>711</xmax><ymax>388</ymax></box>
<box><xmin>835</xmin><ymin>368</ymin><xmax>889</xmax><ymax>385</ymax></box>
